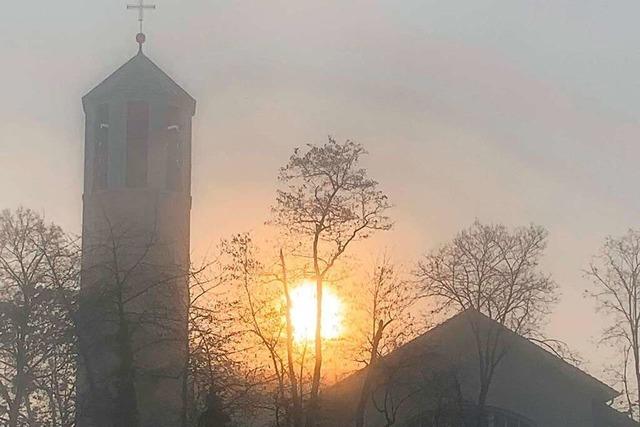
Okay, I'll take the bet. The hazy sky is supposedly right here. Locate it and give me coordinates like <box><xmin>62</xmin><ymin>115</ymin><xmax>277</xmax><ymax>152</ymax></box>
<box><xmin>2</xmin><ymin>0</ymin><xmax>640</xmax><ymax>377</ymax></box>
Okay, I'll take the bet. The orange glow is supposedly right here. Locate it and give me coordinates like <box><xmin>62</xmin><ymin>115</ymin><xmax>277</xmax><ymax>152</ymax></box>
<box><xmin>290</xmin><ymin>280</ymin><xmax>343</xmax><ymax>343</ymax></box>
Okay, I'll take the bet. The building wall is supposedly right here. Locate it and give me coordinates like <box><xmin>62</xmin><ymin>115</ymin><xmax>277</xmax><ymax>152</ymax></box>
<box><xmin>482</xmin><ymin>338</ymin><xmax>598</xmax><ymax>426</ymax></box>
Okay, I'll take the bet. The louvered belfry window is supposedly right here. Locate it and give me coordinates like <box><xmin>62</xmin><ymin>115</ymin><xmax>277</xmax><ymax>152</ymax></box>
<box><xmin>126</xmin><ymin>101</ymin><xmax>149</xmax><ymax>188</ymax></box>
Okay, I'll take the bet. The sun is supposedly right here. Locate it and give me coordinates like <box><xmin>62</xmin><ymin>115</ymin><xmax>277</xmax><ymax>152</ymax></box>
<box><xmin>290</xmin><ymin>281</ymin><xmax>343</xmax><ymax>343</ymax></box>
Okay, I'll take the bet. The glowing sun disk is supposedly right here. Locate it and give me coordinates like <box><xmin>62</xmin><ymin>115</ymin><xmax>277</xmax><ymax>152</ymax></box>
<box><xmin>290</xmin><ymin>281</ymin><xmax>343</xmax><ymax>342</ymax></box>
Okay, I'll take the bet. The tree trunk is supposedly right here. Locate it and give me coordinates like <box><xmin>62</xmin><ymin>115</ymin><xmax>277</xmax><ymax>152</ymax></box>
<box><xmin>181</xmin><ymin>343</ymin><xmax>190</xmax><ymax>427</ymax></box>
<box><xmin>307</xmin><ymin>231</ymin><xmax>323</xmax><ymax>426</ymax></box>
<box><xmin>633</xmin><ymin>331</ymin><xmax>640</xmax><ymax>421</ymax></box>
<box><xmin>355</xmin><ymin>320</ymin><xmax>384</xmax><ymax>427</ymax></box>
<box><xmin>306</xmin><ymin>275</ymin><xmax>323</xmax><ymax>427</ymax></box>
<box><xmin>281</xmin><ymin>249</ymin><xmax>303</xmax><ymax>427</ymax></box>
<box><xmin>114</xmin><ymin>300</ymin><xmax>139</xmax><ymax>427</ymax></box>
<box><xmin>475</xmin><ymin>381</ymin><xmax>490</xmax><ymax>427</ymax></box>
<box><xmin>8</xmin><ymin>334</ymin><xmax>26</xmax><ymax>427</ymax></box>
<box><xmin>471</xmin><ymin>321</ymin><xmax>505</xmax><ymax>427</ymax></box>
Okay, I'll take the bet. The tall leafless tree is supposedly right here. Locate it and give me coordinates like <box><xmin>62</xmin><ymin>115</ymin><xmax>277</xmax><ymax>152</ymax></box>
<box><xmin>271</xmin><ymin>137</ymin><xmax>392</xmax><ymax>424</ymax></box>
<box><xmin>184</xmin><ymin>233</ymin><xmax>308</xmax><ymax>427</ymax></box>
<box><xmin>416</xmin><ymin>221</ymin><xmax>557</xmax><ymax>426</ymax></box>
<box><xmin>264</xmin><ymin>245</ymin><xmax>306</xmax><ymax>427</ymax></box>
<box><xmin>221</xmin><ymin>233</ymin><xmax>294</xmax><ymax>425</ymax></box>
<box><xmin>587</xmin><ymin>229</ymin><xmax>640</xmax><ymax>421</ymax></box>
<box><xmin>187</xmin><ymin>252</ymin><xmax>252</xmax><ymax>427</ymax></box>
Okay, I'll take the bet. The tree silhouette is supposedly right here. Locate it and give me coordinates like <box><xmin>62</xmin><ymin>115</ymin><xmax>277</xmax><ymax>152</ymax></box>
<box><xmin>355</xmin><ymin>255</ymin><xmax>423</xmax><ymax>427</ymax></box>
<box><xmin>587</xmin><ymin>229</ymin><xmax>640</xmax><ymax>421</ymax></box>
<box><xmin>416</xmin><ymin>221</ymin><xmax>558</xmax><ymax>426</ymax></box>
<box><xmin>0</xmin><ymin>208</ymin><xmax>79</xmax><ymax>427</ymax></box>
<box><xmin>271</xmin><ymin>137</ymin><xmax>392</xmax><ymax>425</ymax></box>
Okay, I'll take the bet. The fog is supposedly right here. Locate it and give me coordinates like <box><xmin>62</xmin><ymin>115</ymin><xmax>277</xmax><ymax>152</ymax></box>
<box><xmin>3</xmin><ymin>0</ymin><xmax>640</xmax><ymax>377</ymax></box>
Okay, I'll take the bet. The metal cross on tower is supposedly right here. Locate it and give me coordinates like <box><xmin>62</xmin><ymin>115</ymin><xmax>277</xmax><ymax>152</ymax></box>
<box><xmin>127</xmin><ymin>0</ymin><xmax>156</xmax><ymax>34</ymax></box>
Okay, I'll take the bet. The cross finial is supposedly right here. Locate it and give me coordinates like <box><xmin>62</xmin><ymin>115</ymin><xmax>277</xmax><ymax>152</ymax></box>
<box><xmin>127</xmin><ymin>0</ymin><xmax>156</xmax><ymax>48</ymax></box>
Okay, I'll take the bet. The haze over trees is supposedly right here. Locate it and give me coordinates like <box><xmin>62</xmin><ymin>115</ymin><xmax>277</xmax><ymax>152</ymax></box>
<box><xmin>76</xmin><ymin>215</ymin><xmax>194</xmax><ymax>426</ymax></box>
<box><xmin>1</xmin><ymin>138</ymin><xmax>637</xmax><ymax>427</ymax></box>
<box><xmin>0</xmin><ymin>208</ymin><xmax>79</xmax><ymax>427</ymax></box>
<box><xmin>186</xmin><ymin>250</ymin><xmax>247</xmax><ymax>426</ymax></box>
<box><xmin>354</xmin><ymin>256</ymin><xmax>424</xmax><ymax>427</ymax></box>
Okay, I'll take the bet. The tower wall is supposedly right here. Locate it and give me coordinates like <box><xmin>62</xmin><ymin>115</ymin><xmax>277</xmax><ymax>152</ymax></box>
<box><xmin>78</xmin><ymin>53</ymin><xmax>195</xmax><ymax>427</ymax></box>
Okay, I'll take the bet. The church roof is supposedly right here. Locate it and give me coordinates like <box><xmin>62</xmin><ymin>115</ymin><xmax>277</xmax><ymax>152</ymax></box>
<box><xmin>82</xmin><ymin>50</ymin><xmax>196</xmax><ymax>115</ymax></box>
<box><xmin>325</xmin><ymin>309</ymin><xmax>618</xmax><ymax>404</ymax></box>
<box><xmin>442</xmin><ymin>309</ymin><xmax>618</xmax><ymax>401</ymax></box>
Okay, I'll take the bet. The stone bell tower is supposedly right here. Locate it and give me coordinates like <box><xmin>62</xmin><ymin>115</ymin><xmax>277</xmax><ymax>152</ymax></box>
<box><xmin>77</xmin><ymin>27</ymin><xmax>196</xmax><ymax>427</ymax></box>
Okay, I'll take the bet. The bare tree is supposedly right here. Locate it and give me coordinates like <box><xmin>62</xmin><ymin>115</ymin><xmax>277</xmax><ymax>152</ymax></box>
<box><xmin>271</xmin><ymin>137</ymin><xmax>392</xmax><ymax>423</ymax></box>
<box><xmin>587</xmin><ymin>229</ymin><xmax>640</xmax><ymax>421</ymax></box>
<box><xmin>34</xmin><ymin>218</ymin><xmax>81</xmax><ymax>427</ymax></box>
<box><xmin>187</xmin><ymin>253</ymin><xmax>251</xmax><ymax>427</ymax></box>
<box><xmin>280</xmin><ymin>248</ymin><xmax>302</xmax><ymax>427</ymax></box>
<box><xmin>354</xmin><ymin>256</ymin><xmax>423</xmax><ymax>427</ymax></box>
<box><xmin>221</xmin><ymin>233</ymin><xmax>294</xmax><ymax>425</ymax></box>
<box><xmin>187</xmin><ymin>234</ymin><xmax>312</xmax><ymax>427</ymax></box>
<box><xmin>266</xmin><ymin>246</ymin><xmax>305</xmax><ymax>427</ymax></box>
<box><xmin>0</xmin><ymin>208</ymin><xmax>79</xmax><ymax>427</ymax></box>
<box><xmin>416</xmin><ymin>221</ymin><xmax>557</xmax><ymax>426</ymax></box>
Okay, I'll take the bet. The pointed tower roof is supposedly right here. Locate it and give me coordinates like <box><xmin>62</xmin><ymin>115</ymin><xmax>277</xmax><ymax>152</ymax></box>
<box><xmin>82</xmin><ymin>50</ymin><xmax>196</xmax><ymax>116</ymax></box>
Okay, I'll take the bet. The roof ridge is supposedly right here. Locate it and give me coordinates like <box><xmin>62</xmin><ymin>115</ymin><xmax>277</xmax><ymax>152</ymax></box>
<box><xmin>322</xmin><ymin>308</ymin><xmax>618</xmax><ymax>402</ymax></box>
<box><xmin>82</xmin><ymin>50</ymin><xmax>196</xmax><ymax>114</ymax></box>
<box><xmin>82</xmin><ymin>52</ymin><xmax>142</xmax><ymax>102</ymax></box>
<box><xmin>452</xmin><ymin>309</ymin><xmax>618</xmax><ymax>400</ymax></box>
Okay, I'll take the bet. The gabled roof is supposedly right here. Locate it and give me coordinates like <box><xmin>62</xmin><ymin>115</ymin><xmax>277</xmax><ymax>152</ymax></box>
<box><xmin>82</xmin><ymin>49</ymin><xmax>196</xmax><ymax>115</ymax></box>
<box><xmin>325</xmin><ymin>309</ymin><xmax>618</xmax><ymax>404</ymax></box>
<box><xmin>452</xmin><ymin>309</ymin><xmax>619</xmax><ymax>401</ymax></box>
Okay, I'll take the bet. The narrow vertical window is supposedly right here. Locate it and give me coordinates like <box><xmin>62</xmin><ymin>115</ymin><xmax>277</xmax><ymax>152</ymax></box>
<box><xmin>126</xmin><ymin>101</ymin><xmax>149</xmax><ymax>188</ymax></box>
<box><xmin>165</xmin><ymin>106</ymin><xmax>182</xmax><ymax>191</ymax></box>
<box><xmin>93</xmin><ymin>103</ymin><xmax>109</xmax><ymax>192</ymax></box>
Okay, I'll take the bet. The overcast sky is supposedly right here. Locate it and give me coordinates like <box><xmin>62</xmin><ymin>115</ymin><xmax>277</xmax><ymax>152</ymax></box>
<box><xmin>2</xmin><ymin>0</ymin><xmax>640</xmax><ymax>376</ymax></box>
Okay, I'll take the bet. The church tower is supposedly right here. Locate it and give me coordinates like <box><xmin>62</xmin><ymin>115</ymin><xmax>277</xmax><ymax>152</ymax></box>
<box><xmin>77</xmin><ymin>27</ymin><xmax>196</xmax><ymax>427</ymax></box>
